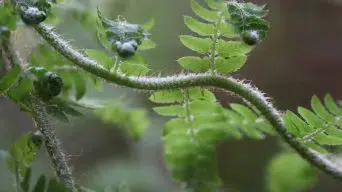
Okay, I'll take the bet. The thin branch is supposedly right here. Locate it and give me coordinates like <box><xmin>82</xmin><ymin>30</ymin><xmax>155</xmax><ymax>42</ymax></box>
<box><xmin>1</xmin><ymin>31</ymin><xmax>77</xmax><ymax>192</ymax></box>
<box><xmin>34</xmin><ymin>23</ymin><xmax>342</xmax><ymax>180</ymax></box>
<box><xmin>28</xmin><ymin>95</ymin><xmax>77</xmax><ymax>192</ymax></box>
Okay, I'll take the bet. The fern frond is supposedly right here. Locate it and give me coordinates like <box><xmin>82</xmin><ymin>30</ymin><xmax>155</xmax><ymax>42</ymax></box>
<box><xmin>147</xmin><ymin>1</ymin><xmax>272</xmax><ymax>189</ymax></box>
<box><xmin>284</xmin><ymin>94</ymin><xmax>342</xmax><ymax>153</ymax></box>
<box><xmin>150</xmin><ymin>86</ymin><xmax>274</xmax><ymax>189</ymax></box>
<box><xmin>178</xmin><ymin>0</ymin><xmax>269</xmax><ymax>75</ymax></box>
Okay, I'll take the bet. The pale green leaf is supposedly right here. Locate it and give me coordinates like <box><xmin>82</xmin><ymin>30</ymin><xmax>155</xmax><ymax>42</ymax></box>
<box><xmin>85</xmin><ymin>49</ymin><xmax>113</xmax><ymax>70</ymax></box>
<box><xmin>139</xmin><ymin>39</ymin><xmax>157</xmax><ymax>50</ymax></box>
<box><xmin>153</xmin><ymin>105</ymin><xmax>184</xmax><ymax>117</ymax></box>
<box><xmin>297</xmin><ymin>107</ymin><xmax>324</xmax><ymax>128</ymax></box>
<box><xmin>230</xmin><ymin>103</ymin><xmax>257</xmax><ymax>121</ymax></box>
<box><xmin>217</xmin><ymin>40</ymin><xmax>253</xmax><ymax>57</ymax></box>
<box><xmin>285</xmin><ymin>111</ymin><xmax>312</xmax><ymax>134</ymax></box>
<box><xmin>149</xmin><ymin>90</ymin><xmax>183</xmax><ymax>104</ymax></box>
<box><xmin>177</xmin><ymin>56</ymin><xmax>210</xmax><ymax>72</ymax></box>
<box><xmin>304</xmin><ymin>142</ymin><xmax>328</xmax><ymax>154</ymax></box>
<box><xmin>188</xmin><ymin>87</ymin><xmax>216</xmax><ymax>102</ymax></box>
<box><xmin>180</xmin><ymin>35</ymin><xmax>212</xmax><ymax>53</ymax></box>
<box><xmin>220</xmin><ymin>23</ymin><xmax>238</xmax><ymax>38</ymax></box>
<box><xmin>324</xmin><ymin>94</ymin><xmax>342</xmax><ymax>116</ymax></box>
<box><xmin>311</xmin><ymin>95</ymin><xmax>335</xmax><ymax>122</ymax></box>
<box><xmin>189</xmin><ymin>100</ymin><xmax>219</xmax><ymax>115</ymax></box>
<box><xmin>191</xmin><ymin>0</ymin><xmax>220</xmax><ymax>22</ymax></box>
<box><xmin>314</xmin><ymin>134</ymin><xmax>342</xmax><ymax>145</ymax></box>
<box><xmin>184</xmin><ymin>16</ymin><xmax>215</xmax><ymax>36</ymax></box>
<box><xmin>121</xmin><ymin>63</ymin><xmax>150</xmax><ymax>76</ymax></box>
<box><xmin>205</xmin><ymin>0</ymin><xmax>225</xmax><ymax>10</ymax></box>
<box><xmin>215</xmin><ymin>56</ymin><xmax>247</xmax><ymax>74</ymax></box>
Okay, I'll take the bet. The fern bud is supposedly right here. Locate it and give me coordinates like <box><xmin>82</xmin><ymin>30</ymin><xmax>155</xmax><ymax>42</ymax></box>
<box><xmin>34</xmin><ymin>71</ymin><xmax>63</xmax><ymax>101</ymax></box>
<box><xmin>241</xmin><ymin>30</ymin><xmax>260</xmax><ymax>46</ymax></box>
<box><xmin>43</xmin><ymin>72</ymin><xmax>63</xmax><ymax>97</ymax></box>
<box><xmin>20</xmin><ymin>6</ymin><xmax>47</xmax><ymax>25</ymax></box>
<box><xmin>115</xmin><ymin>40</ymin><xmax>138</xmax><ymax>58</ymax></box>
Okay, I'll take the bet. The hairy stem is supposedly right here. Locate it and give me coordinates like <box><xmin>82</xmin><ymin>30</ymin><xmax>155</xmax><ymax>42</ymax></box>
<box><xmin>1</xmin><ymin>31</ymin><xmax>77</xmax><ymax>191</ymax></box>
<box><xmin>29</xmin><ymin>95</ymin><xmax>76</xmax><ymax>191</ymax></box>
<box><xmin>34</xmin><ymin>23</ymin><xmax>342</xmax><ymax>180</ymax></box>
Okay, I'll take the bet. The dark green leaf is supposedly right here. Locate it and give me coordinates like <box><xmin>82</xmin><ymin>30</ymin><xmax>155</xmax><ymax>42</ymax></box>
<box><xmin>33</xmin><ymin>175</ymin><xmax>46</xmax><ymax>192</ymax></box>
<box><xmin>46</xmin><ymin>178</ymin><xmax>69</xmax><ymax>192</ymax></box>
<box><xmin>21</xmin><ymin>167</ymin><xmax>32</xmax><ymax>192</ymax></box>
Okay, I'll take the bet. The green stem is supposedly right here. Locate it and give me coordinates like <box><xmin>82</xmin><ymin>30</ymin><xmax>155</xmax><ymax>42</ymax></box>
<box><xmin>28</xmin><ymin>95</ymin><xmax>77</xmax><ymax>192</ymax></box>
<box><xmin>208</xmin><ymin>15</ymin><xmax>222</xmax><ymax>74</ymax></box>
<box><xmin>34</xmin><ymin>23</ymin><xmax>342</xmax><ymax>180</ymax></box>
<box><xmin>1</xmin><ymin>30</ymin><xmax>77</xmax><ymax>192</ymax></box>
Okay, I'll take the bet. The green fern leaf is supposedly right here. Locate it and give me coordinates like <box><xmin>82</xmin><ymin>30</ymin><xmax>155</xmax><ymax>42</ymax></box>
<box><xmin>205</xmin><ymin>0</ymin><xmax>225</xmax><ymax>10</ymax></box>
<box><xmin>177</xmin><ymin>56</ymin><xmax>211</xmax><ymax>72</ymax></box>
<box><xmin>284</xmin><ymin>94</ymin><xmax>342</xmax><ymax>152</ymax></box>
<box><xmin>5</xmin><ymin>133</ymin><xmax>42</xmax><ymax>177</ymax></box>
<box><xmin>324</xmin><ymin>94</ymin><xmax>342</xmax><ymax>116</ymax></box>
<box><xmin>149</xmin><ymin>90</ymin><xmax>183</xmax><ymax>104</ymax></box>
<box><xmin>139</xmin><ymin>39</ymin><xmax>157</xmax><ymax>50</ymax></box>
<box><xmin>120</xmin><ymin>54</ymin><xmax>150</xmax><ymax>75</ymax></box>
<box><xmin>215</xmin><ymin>56</ymin><xmax>247</xmax><ymax>74</ymax></box>
<box><xmin>85</xmin><ymin>49</ymin><xmax>113</xmax><ymax>70</ymax></box>
<box><xmin>184</xmin><ymin>16</ymin><xmax>215</xmax><ymax>36</ymax></box>
<box><xmin>153</xmin><ymin>105</ymin><xmax>185</xmax><ymax>117</ymax></box>
<box><xmin>95</xmin><ymin>100</ymin><xmax>150</xmax><ymax>140</ymax></box>
<box><xmin>180</xmin><ymin>35</ymin><xmax>212</xmax><ymax>54</ymax></box>
<box><xmin>217</xmin><ymin>40</ymin><xmax>253</xmax><ymax>57</ymax></box>
<box><xmin>191</xmin><ymin>0</ymin><xmax>220</xmax><ymax>22</ymax></box>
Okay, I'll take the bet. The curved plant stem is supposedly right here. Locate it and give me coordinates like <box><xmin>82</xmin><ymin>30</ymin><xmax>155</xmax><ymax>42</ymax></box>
<box><xmin>34</xmin><ymin>23</ymin><xmax>342</xmax><ymax>180</ymax></box>
<box><xmin>1</xmin><ymin>31</ymin><xmax>77</xmax><ymax>191</ymax></box>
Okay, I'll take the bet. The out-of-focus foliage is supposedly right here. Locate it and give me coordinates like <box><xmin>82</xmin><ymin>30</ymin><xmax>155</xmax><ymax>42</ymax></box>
<box><xmin>266</xmin><ymin>152</ymin><xmax>317</xmax><ymax>192</ymax></box>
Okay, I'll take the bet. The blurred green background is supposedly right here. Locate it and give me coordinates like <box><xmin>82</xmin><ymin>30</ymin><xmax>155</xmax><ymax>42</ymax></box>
<box><xmin>1</xmin><ymin>0</ymin><xmax>342</xmax><ymax>191</ymax></box>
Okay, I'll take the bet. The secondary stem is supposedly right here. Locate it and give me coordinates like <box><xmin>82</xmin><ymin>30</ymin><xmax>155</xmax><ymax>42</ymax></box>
<box><xmin>34</xmin><ymin>23</ymin><xmax>342</xmax><ymax>180</ymax></box>
<box><xmin>1</xmin><ymin>31</ymin><xmax>77</xmax><ymax>192</ymax></box>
